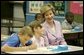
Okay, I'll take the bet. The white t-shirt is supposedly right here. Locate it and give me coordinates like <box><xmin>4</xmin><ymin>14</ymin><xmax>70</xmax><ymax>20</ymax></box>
<box><xmin>31</xmin><ymin>36</ymin><xmax>45</xmax><ymax>47</ymax></box>
<box><xmin>51</xmin><ymin>26</ymin><xmax>56</xmax><ymax>34</ymax></box>
<box><xmin>62</xmin><ymin>20</ymin><xmax>83</xmax><ymax>30</ymax></box>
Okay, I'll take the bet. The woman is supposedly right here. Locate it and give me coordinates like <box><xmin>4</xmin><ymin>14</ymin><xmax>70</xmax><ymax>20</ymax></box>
<box><xmin>40</xmin><ymin>3</ymin><xmax>67</xmax><ymax>46</ymax></box>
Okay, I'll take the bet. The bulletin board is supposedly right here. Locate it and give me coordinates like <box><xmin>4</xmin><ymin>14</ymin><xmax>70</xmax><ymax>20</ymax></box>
<box><xmin>50</xmin><ymin>1</ymin><xmax>65</xmax><ymax>16</ymax></box>
<box><xmin>70</xmin><ymin>1</ymin><xmax>83</xmax><ymax>15</ymax></box>
<box><xmin>29</xmin><ymin>1</ymin><xmax>44</xmax><ymax>13</ymax></box>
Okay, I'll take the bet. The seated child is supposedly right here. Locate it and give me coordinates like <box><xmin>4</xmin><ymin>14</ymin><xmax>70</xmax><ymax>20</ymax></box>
<box><xmin>62</xmin><ymin>12</ymin><xmax>83</xmax><ymax>30</ymax></box>
<box><xmin>1</xmin><ymin>26</ymin><xmax>37</xmax><ymax>52</ymax></box>
<box><xmin>28</xmin><ymin>13</ymin><xmax>44</xmax><ymax>26</ymax></box>
<box><xmin>29</xmin><ymin>21</ymin><xmax>45</xmax><ymax>47</ymax></box>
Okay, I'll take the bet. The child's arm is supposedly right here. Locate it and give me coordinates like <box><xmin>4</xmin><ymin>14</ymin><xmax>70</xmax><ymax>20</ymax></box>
<box><xmin>1</xmin><ymin>43</ymin><xmax>37</xmax><ymax>52</ymax></box>
<box><xmin>27</xmin><ymin>42</ymin><xmax>37</xmax><ymax>50</ymax></box>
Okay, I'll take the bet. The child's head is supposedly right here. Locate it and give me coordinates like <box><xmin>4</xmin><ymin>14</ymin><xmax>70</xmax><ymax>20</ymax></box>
<box><xmin>18</xmin><ymin>26</ymin><xmax>33</xmax><ymax>41</ymax></box>
<box><xmin>35</xmin><ymin>13</ymin><xmax>43</xmax><ymax>21</ymax></box>
<box><xmin>65</xmin><ymin>12</ymin><xmax>74</xmax><ymax>24</ymax></box>
<box><xmin>35</xmin><ymin>13</ymin><xmax>44</xmax><ymax>23</ymax></box>
<box><xmin>40</xmin><ymin>3</ymin><xmax>55</xmax><ymax>23</ymax></box>
<box><xmin>29</xmin><ymin>21</ymin><xmax>44</xmax><ymax>37</ymax></box>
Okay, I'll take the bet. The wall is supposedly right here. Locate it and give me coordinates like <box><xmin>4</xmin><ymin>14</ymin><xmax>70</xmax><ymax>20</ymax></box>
<box><xmin>25</xmin><ymin>1</ymin><xmax>83</xmax><ymax>25</ymax></box>
<box><xmin>74</xmin><ymin>14</ymin><xmax>83</xmax><ymax>24</ymax></box>
<box><xmin>68</xmin><ymin>1</ymin><xmax>83</xmax><ymax>24</ymax></box>
<box><xmin>25</xmin><ymin>1</ymin><xmax>67</xmax><ymax>25</ymax></box>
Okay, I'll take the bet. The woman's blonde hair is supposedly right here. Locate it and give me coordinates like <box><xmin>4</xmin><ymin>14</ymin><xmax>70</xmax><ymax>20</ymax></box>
<box><xmin>19</xmin><ymin>26</ymin><xmax>33</xmax><ymax>37</ymax></box>
<box><xmin>40</xmin><ymin>3</ymin><xmax>55</xmax><ymax>18</ymax></box>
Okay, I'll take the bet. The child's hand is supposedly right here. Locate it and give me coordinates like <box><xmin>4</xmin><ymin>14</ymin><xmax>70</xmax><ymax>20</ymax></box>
<box><xmin>26</xmin><ymin>43</ymin><xmax>37</xmax><ymax>50</ymax></box>
<box><xmin>25</xmin><ymin>40</ymin><xmax>32</xmax><ymax>46</ymax></box>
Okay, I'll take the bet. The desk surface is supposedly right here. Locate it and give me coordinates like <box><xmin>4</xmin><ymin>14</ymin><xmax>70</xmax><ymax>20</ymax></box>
<box><xmin>1</xmin><ymin>34</ymin><xmax>10</xmax><ymax>41</ymax></box>
<box><xmin>7</xmin><ymin>45</ymin><xmax>83</xmax><ymax>54</ymax></box>
<box><xmin>62</xmin><ymin>30</ymin><xmax>83</xmax><ymax>34</ymax></box>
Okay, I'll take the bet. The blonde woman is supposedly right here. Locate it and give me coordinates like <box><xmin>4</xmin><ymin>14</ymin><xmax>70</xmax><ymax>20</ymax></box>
<box><xmin>41</xmin><ymin>4</ymin><xmax>67</xmax><ymax>46</ymax></box>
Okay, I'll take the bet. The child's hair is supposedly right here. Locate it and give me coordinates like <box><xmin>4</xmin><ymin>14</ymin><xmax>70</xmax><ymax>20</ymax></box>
<box><xmin>29</xmin><ymin>21</ymin><xmax>42</xmax><ymax>33</ymax></box>
<box><xmin>19</xmin><ymin>26</ymin><xmax>33</xmax><ymax>37</ymax></box>
<box><xmin>35</xmin><ymin>13</ymin><xmax>42</xmax><ymax>20</ymax></box>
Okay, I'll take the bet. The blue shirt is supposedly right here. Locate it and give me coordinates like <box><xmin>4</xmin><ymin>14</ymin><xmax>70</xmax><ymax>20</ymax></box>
<box><xmin>2</xmin><ymin>33</ymin><xmax>32</xmax><ymax>47</ymax></box>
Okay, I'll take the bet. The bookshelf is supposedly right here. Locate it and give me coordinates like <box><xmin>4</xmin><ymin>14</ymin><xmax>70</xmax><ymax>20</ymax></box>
<box><xmin>1</xmin><ymin>1</ymin><xmax>25</xmax><ymax>35</ymax></box>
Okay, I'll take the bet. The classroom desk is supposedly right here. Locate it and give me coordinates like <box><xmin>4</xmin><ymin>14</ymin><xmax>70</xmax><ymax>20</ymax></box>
<box><xmin>62</xmin><ymin>29</ymin><xmax>83</xmax><ymax>34</ymax></box>
<box><xmin>5</xmin><ymin>45</ymin><xmax>83</xmax><ymax>54</ymax></box>
<box><xmin>62</xmin><ymin>30</ymin><xmax>83</xmax><ymax>46</ymax></box>
<box><xmin>1</xmin><ymin>34</ymin><xmax>10</xmax><ymax>42</ymax></box>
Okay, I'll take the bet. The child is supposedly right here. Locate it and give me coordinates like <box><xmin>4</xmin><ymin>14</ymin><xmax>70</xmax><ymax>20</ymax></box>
<box><xmin>62</xmin><ymin>12</ymin><xmax>83</xmax><ymax>30</ymax></box>
<box><xmin>28</xmin><ymin>13</ymin><xmax>44</xmax><ymax>26</ymax></box>
<box><xmin>1</xmin><ymin>26</ymin><xmax>37</xmax><ymax>52</ymax></box>
<box><xmin>29</xmin><ymin>21</ymin><xmax>45</xmax><ymax>47</ymax></box>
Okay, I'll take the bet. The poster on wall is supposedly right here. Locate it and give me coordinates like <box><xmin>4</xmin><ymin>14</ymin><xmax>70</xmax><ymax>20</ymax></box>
<box><xmin>70</xmin><ymin>1</ymin><xmax>83</xmax><ymax>15</ymax></box>
<box><xmin>50</xmin><ymin>1</ymin><xmax>65</xmax><ymax>16</ymax></box>
<box><xmin>29</xmin><ymin>1</ymin><xmax>44</xmax><ymax>13</ymax></box>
